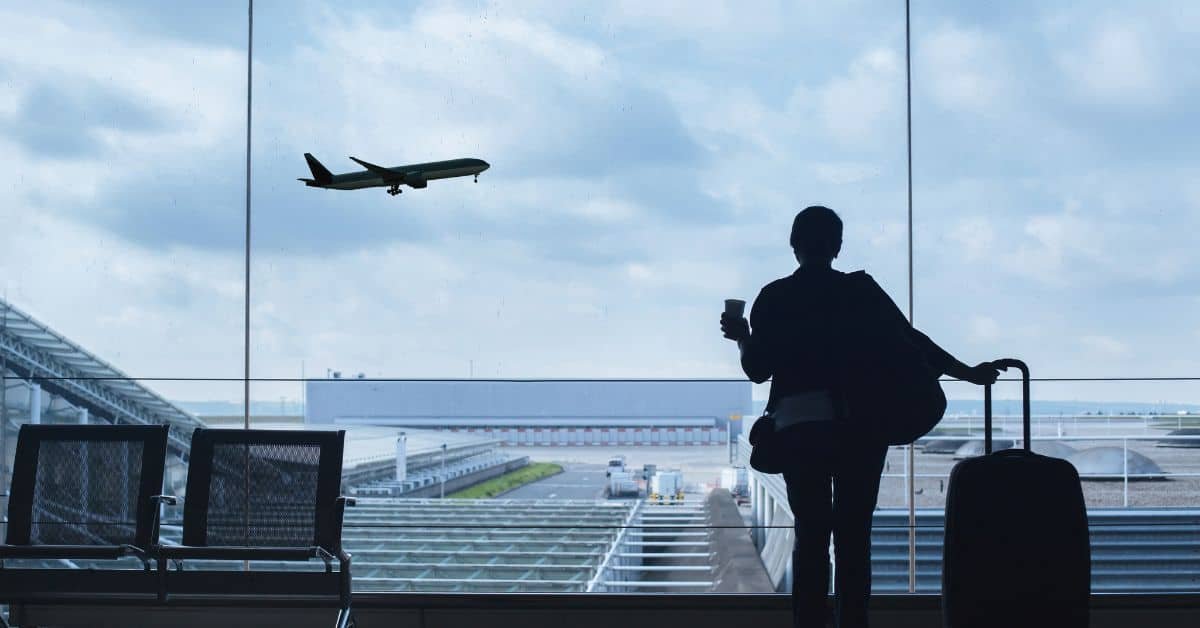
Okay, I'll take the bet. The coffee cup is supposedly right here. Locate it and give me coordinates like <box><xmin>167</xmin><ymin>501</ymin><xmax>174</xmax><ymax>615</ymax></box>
<box><xmin>724</xmin><ymin>299</ymin><xmax>746</xmax><ymax>318</ymax></box>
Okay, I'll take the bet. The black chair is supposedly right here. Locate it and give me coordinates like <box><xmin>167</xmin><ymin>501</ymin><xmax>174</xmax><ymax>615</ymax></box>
<box><xmin>158</xmin><ymin>428</ymin><xmax>354</xmax><ymax>628</ymax></box>
<box><xmin>0</xmin><ymin>424</ymin><xmax>172</xmax><ymax>614</ymax></box>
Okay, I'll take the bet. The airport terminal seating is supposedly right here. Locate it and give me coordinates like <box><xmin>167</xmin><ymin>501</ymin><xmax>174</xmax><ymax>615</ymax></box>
<box><xmin>157</xmin><ymin>428</ymin><xmax>355</xmax><ymax>627</ymax></box>
<box><xmin>1</xmin><ymin>426</ymin><xmax>354</xmax><ymax>628</ymax></box>
<box><xmin>0</xmin><ymin>424</ymin><xmax>172</xmax><ymax>620</ymax></box>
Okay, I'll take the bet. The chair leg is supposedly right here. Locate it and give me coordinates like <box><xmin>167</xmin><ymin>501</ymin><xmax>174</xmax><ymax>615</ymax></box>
<box><xmin>334</xmin><ymin>607</ymin><xmax>353</xmax><ymax>628</ymax></box>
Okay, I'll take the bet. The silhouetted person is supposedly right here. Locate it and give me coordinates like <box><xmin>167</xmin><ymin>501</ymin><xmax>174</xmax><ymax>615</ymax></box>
<box><xmin>720</xmin><ymin>206</ymin><xmax>998</xmax><ymax>628</ymax></box>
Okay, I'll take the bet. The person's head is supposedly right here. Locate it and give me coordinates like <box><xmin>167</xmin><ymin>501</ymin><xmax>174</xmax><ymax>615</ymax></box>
<box><xmin>790</xmin><ymin>205</ymin><xmax>843</xmax><ymax>266</ymax></box>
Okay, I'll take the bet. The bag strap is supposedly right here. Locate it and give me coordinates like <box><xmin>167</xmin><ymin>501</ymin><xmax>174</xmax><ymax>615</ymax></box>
<box><xmin>764</xmin><ymin>377</ymin><xmax>780</xmax><ymax>416</ymax></box>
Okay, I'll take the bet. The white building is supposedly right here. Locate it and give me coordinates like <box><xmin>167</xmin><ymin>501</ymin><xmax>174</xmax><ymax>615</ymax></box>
<box><xmin>305</xmin><ymin>379</ymin><xmax>752</xmax><ymax>446</ymax></box>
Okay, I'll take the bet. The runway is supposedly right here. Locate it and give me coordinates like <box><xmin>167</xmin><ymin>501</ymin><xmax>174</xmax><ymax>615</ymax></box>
<box><xmin>502</xmin><ymin>463</ymin><xmax>609</xmax><ymax>500</ymax></box>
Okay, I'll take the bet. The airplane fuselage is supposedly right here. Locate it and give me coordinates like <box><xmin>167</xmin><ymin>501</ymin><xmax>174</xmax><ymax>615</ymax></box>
<box><xmin>301</xmin><ymin>157</ymin><xmax>489</xmax><ymax>193</ymax></box>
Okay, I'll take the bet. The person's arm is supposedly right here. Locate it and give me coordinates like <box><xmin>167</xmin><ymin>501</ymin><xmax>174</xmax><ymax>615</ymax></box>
<box><xmin>859</xmin><ymin>273</ymin><xmax>997</xmax><ymax>385</ymax></box>
<box><xmin>721</xmin><ymin>287</ymin><xmax>774</xmax><ymax>384</ymax></box>
<box><xmin>908</xmin><ymin>327</ymin><xmax>975</xmax><ymax>380</ymax></box>
<box><xmin>738</xmin><ymin>290</ymin><xmax>774</xmax><ymax>384</ymax></box>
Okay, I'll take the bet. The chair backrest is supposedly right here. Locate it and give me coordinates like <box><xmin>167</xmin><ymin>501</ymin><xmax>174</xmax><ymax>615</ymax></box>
<box><xmin>181</xmin><ymin>429</ymin><xmax>345</xmax><ymax>551</ymax></box>
<box><xmin>5</xmin><ymin>424</ymin><xmax>169</xmax><ymax>549</ymax></box>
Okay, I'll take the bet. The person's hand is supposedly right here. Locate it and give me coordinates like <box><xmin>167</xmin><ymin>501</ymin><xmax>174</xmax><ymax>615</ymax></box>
<box><xmin>720</xmin><ymin>313</ymin><xmax>750</xmax><ymax>342</ymax></box>
<box><xmin>963</xmin><ymin>362</ymin><xmax>1001</xmax><ymax>386</ymax></box>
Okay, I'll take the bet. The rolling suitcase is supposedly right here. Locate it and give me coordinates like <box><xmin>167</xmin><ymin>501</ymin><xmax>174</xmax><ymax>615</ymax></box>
<box><xmin>942</xmin><ymin>358</ymin><xmax>1090</xmax><ymax>628</ymax></box>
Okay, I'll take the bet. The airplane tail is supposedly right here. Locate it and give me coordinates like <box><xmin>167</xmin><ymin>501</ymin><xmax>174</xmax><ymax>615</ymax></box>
<box><xmin>304</xmin><ymin>153</ymin><xmax>334</xmax><ymax>185</ymax></box>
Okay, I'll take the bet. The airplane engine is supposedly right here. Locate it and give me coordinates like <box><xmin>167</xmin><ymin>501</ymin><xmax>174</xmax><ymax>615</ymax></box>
<box><xmin>404</xmin><ymin>172</ymin><xmax>428</xmax><ymax>188</ymax></box>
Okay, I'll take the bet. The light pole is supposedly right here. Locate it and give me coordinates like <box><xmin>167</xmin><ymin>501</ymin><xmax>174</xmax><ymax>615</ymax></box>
<box><xmin>440</xmin><ymin>443</ymin><xmax>447</xmax><ymax>498</ymax></box>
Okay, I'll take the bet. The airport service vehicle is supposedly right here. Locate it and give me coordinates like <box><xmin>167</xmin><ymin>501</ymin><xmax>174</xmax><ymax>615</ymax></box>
<box><xmin>605</xmin><ymin>455</ymin><xmax>626</xmax><ymax>477</ymax></box>
<box><xmin>607</xmin><ymin>471</ymin><xmax>639</xmax><ymax>498</ymax></box>
<box><xmin>721</xmin><ymin>466</ymin><xmax>749</xmax><ymax>497</ymax></box>
<box><xmin>649</xmin><ymin>470</ymin><xmax>684</xmax><ymax>505</ymax></box>
<box><xmin>641</xmin><ymin>464</ymin><xmax>657</xmax><ymax>481</ymax></box>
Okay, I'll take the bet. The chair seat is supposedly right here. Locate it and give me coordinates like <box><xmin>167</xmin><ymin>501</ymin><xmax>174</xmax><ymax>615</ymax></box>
<box><xmin>162</xmin><ymin>568</ymin><xmax>344</xmax><ymax>599</ymax></box>
<box><xmin>157</xmin><ymin>545</ymin><xmax>325</xmax><ymax>562</ymax></box>
<box><xmin>0</xmin><ymin>568</ymin><xmax>159</xmax><ymax>601</ymax></box>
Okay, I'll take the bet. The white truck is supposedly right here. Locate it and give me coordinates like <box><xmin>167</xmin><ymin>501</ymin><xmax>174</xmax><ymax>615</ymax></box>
<box><xmin>641</xmin><ymin>463</ymin><xmax>657</xmax><ymax>481</ymax></box>
<box><xmin>605</xmin><ymin>455</ymin><xmax>626</xmax><ymax>477</ymax></box>
<box><xmin>607</xmin><ymin>470</ymin><xmax>639</xmax><ymax>498</ymax></box>
<box><xmin>720</xmin><ymin>466</ymin><xmax>749</xmax><ymax>496</ymax></box>
<box><xmin>649</xmin><ymin>470</ymin><xmax>684</xmax><ymax>505</ymax></box>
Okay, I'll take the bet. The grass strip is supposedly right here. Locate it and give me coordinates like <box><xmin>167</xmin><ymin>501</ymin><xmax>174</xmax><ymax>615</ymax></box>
<box><xmin>447</xmin><ymin>462</ymin><xmax>564</xmax><ymax>499</ymax></box>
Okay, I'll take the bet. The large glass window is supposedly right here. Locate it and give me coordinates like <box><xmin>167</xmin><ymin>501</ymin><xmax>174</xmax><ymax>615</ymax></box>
<box><xmin>246</xmin><ymin>0</ymin><xmax>906</xmax><ymax>593</ymax></box>
<box><xmin>906</xmin><ymin>0</ymin><xmax>1200</xmax><ymax>594</ymax></box>
<box><xmin>0</xmin><ymin>0</ymin><xmax>247</xmax><ymax>530</ymax></box>
<box><xmin>2</xmin><ymin>0</ymin><xmax>1197</xmax><ymax>601</ymax></box>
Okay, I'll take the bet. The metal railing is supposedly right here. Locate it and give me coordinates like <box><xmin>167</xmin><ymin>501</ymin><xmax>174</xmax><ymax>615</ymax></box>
<box><xmin>740</xmin><ymin>433</ymin><xmax>1200</xmax><ymax>593</ymax></box>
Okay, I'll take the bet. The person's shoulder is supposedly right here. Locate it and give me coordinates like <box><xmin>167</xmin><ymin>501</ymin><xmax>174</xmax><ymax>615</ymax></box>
<box><xmin>750</xmin><ymin>276</ymin><xmax>794</xmax><ymax>313</ymax></box>
<box><xmin>844</xmin><ymin>269</ymin><xmax>880</xmax><ymax>288</ymax></box>
<box><xmin>757</xmin><ymin>274</ymin><xmax>797</xmax><ymax>299</ymax></box>
<box><xmin>762</xmin><ymin>275</ymin><xmax>794</xmax><ymax>292</ymax></box>
<box><xmin>841</xmin><ymin>270</ymin><xmax>890</xmax><ymax>302</ymax></box>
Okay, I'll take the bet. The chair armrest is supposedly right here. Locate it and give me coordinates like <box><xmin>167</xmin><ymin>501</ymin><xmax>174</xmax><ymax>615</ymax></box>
<box><xmin>0</xmin><ymin>544</ymin><xmax>146</xmax><ymax>561</ymax></box>
<box><xmin>148</xmin><ymin>495</ymin><xmax>178</xmax><ymax>549</ymax></box>
<box><xmin>121</xmin><ymin>544</ymin><xmax>150</xmax><ymax>561</ymax></box>
<box><xmin>330</xmin><ymin>496</ymin><xmax>355</xmax><ymax>555</ymax></box>
<box><xmin>151</xmin><ymin>495</ymin><xmax>178</xmax><ymax>506</ymax></box>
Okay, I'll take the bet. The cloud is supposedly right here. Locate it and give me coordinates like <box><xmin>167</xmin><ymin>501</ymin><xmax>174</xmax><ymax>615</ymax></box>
<box><xmin>3</xmin><ymin>82</ymin><xmax>167</xmax><ymax>158</ymax></box>
<box><xmin>0</xmin><ymin>1</ymin><xmax>716</xmax><ymax>261</ymax></box>
<box><xmin>1080</xmin><ymin>335</ymin><xmax>1130</xmax><ymax>358</ymax></box>
<box><xmin>288</xmin><ymin>7</ymin><xmax>703</xmax><ymax>180</ymax></box>
<box><xmin>0</xmin><ymin>209</ymin><xmax>245</xmax><ymax>391</ymax></box>
<box><xmin>1054</xmin><ymin>19</ymin><xmax>1167</xmax><ymax>107</ymax></box>
<box><xmin>814</xmin><ymin>48</ymin><xmax>903</xmax><ymax>147</ymax></box>
<box><xmin>917</xmin><ymin>25</ymin><xmax>1008</xmax><ymax>114</ymax></box>
<box><xmin>947</xmin><ymin>216</ymin><xmax>995</xmax><ymax>262</ymax></box>
<box><xmin>813</xmin><ymin>162</ymin><xmax>881</xmax><ymax>185</ymax></box>
<box><xmin>967</xmin><ymin>316</ymin><xmax>999</xmax><ymax>344</ymax></box>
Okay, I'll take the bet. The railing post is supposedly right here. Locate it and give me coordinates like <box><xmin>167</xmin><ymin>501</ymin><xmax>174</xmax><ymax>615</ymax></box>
<box><xmin>829</xmin><ymin>534</ymin><xmax>837</xmax><ymax>595</ymax></box>
<box><xmin>750</xmin><ymin>475</ymin><xmax>761</xmax><ymax>549</ymax></box>
<box><xmin>29</xmin><ymin>383</ymin><xmax>41</xmax><ymax>425</ymax></box>
<box><xmin>1123</xmin><ymin>438</ymin><xmax>1129</xmax><ymax>508</ymax></box>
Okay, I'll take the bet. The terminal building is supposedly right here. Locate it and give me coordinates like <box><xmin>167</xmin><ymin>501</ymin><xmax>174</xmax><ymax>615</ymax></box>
<box><xmin>305</xmin><ymin>379</ymin><xmax>752</xmax><ymax>446</ymax></box>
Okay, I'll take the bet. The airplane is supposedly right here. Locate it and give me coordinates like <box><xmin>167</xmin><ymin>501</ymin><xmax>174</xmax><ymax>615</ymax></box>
<box><xmin>298</xmin><ymin>153</ymin><xmax>490</xmax><ymax>196</ymax></box>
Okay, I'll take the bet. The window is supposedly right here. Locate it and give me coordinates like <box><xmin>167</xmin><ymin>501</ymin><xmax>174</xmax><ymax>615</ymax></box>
<box><xmin>1</xmin><ymin>0</ymin><xmax>1196</xmax><ymax>598</ymax></box>
<box><xmin>0</xmin><ymin>3</ymin><xmax>246</xmax><ymax>534</ymax></box>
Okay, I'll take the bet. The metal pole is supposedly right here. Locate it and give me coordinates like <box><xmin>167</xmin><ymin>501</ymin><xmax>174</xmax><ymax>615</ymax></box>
<box><xmin>1123</xmin><ymin>438</ymin><xmax>1129</xmax><ymax>508</ymax></box>
<box><xmin>441</xmin><ymin>444</ymin><xmax>449</xmax><ymax>496</ymax></box>
<box><xmin>242</xmin><ymin>0</ymin><xmax>254</xmax><ymax>571</ymax></box>
<box><xmin>904</xmin><ymin>0</ymin><xmax>917</xmax><ymax>594</ymax></box>
<box><xmin>0</xmin><ymin>298</ymin><xmax>7</xmax><ymax>499</ymax></box>
<box><xmin>727</xmin><ymin>421</ymin><xmax>734</xmax><ymax>464</ymax></box>
<box><xmin>243</xmin><ymin>0</ymin><xmax>254</xmax><ymax>431</ymax></box>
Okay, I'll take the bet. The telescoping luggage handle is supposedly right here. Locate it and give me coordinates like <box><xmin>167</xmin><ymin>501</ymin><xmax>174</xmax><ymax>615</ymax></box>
<box><xmin>984</xmin><ymin>358</ymin><xmax>1031</xmax><ymax>455</ymax></box>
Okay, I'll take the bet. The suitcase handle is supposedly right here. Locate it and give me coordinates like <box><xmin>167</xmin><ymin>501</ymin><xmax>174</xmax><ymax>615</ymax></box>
<box><xmin>983</xmin><ymin>358</ymin><xmax>1031</xmax><ymax>454</ymax></box>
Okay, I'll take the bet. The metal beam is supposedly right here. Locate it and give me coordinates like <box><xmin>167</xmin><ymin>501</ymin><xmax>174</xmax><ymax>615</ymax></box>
<box><xmin>0</xmin><ymin>330</ymin><xmax>192</xmax><ymax>453</ymax></box>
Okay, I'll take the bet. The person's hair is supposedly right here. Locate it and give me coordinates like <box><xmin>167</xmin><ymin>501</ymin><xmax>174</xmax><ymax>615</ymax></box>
<box><xmin>789</xmin><ymin>205</ymin><xmax>843</xmax><ymax>261</ymax></box>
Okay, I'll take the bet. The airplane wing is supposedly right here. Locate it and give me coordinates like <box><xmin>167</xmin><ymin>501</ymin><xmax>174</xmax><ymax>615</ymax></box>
<box><xmin>348</xmin><ymin>156</ymin><xmax>401</xmax><ymax>182</ymax></box>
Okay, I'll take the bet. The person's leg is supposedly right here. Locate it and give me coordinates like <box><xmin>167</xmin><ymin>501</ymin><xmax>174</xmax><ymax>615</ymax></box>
<box><xmin>830</xmin><ymin>441</ymin><xmax>888</xmax><ymax>628</ymax></box>
<box><xmin>784</xmin><ymin>462</ymin><xmax>834</xmax><ymax>627</ymax></box>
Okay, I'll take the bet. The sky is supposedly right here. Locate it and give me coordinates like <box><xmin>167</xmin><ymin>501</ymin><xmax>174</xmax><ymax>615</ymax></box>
<box><xmin>1</xmin><ymin>0</ymin><xmax>1198</xmax><ymax>407</ymax></box>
